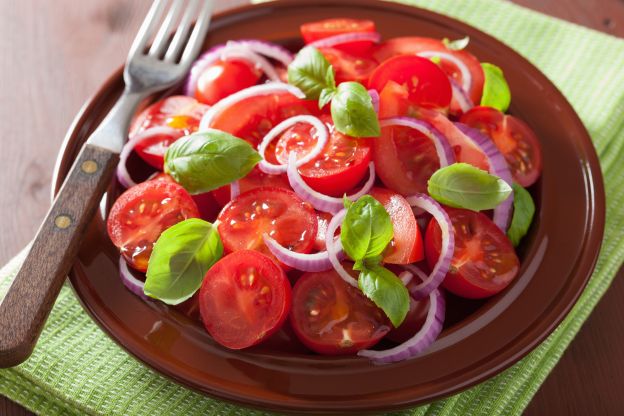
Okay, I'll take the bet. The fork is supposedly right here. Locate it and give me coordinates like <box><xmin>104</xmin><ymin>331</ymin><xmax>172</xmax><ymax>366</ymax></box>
<box><xmin>0</xmin><ymin>0</ymin><xmax>213</xmax><ymax>368</ymax></box>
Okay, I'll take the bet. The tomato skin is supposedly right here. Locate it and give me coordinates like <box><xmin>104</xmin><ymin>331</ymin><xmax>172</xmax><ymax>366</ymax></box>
<box><xmin>199</xmin><ymin>250</ymin><xmax>292</xmax><ymax>349</ymax></box>
<box><xmin>133</xmin><ymin>128</ymin><xmax>184</xmax><ymax>170</ymax></box>
<box><xmin>211</xmin><ymin>167</ymin><xmax>290</xmax><ymax>208</ymax></box>
<box><xmin>425</xmin><ymin>207</ymin><xmax>520</xmax><ymax>299</ymax></box>
<box><xmin>195</xmin><ymin>59</ymin><xmax>261</xmax><ymax>105</ymax></box>
<box><xmin>460</xmin><ymin>106</ymin><xmax>542</xmax><ymax>187</ymax></box>
<box><xmin>107</xmin><ymin>179</ymin><xmax>200</xmax><ymax>271</ymax></box>
<box><xmin>129</xmin><ymin>96</ymin><xmax>209</xmax><ymax>137</ymax></box>
<box><xmin>369</xmin><ymin>188</ymin><xmax>423</xmax><ymax>264</ymax></box>
<box><xmin>290</xmin><ymin>268</ymin><xmax>390</xmax><ymax>355</ymax></box>
<box><xmin>301</xmin><ymin>18</ymin><xmax>376</xmax><ymax>55</ymax></box>
<box><xmin>320</xmin><ymin>47</ymin><xmax>378</xmax><ymax>86</ymax></box>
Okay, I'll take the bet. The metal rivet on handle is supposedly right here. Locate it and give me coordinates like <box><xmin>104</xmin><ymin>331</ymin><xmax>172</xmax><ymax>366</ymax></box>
<box><xmin>81</xmin><ymin>160</ymin><xmax>98</xmax><ymax>174</ymax></box>
<box><xmin>54</xmin><ymin>215</ymin><xmax>72</xmax><ymax>229</ymax></box>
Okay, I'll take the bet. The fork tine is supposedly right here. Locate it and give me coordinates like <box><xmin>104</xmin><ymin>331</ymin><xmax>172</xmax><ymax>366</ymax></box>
<box><xmin>180</xmin><ymin>0</ymin><xmax>214</xmax><ymax>64</ymax></box>
<box><xmin>149</xmin><ymin>0</ymin><xmax>184</xmax><ymax>58</ymax></box>
<box><xmin>127</xmin><ymin>0</ymin><xmax>168</xmax><ymax>60</ymax></box>
<box><xmin>164</xmin><ymin>0</ymin><xmax>201</xmax><ymax>63</ymax></box>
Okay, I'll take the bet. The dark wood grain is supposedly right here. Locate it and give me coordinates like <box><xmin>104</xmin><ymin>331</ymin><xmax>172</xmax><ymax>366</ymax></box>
<box><xmin>0</xmin><ymin>0</ymin><xmax>621</xmax><ymax>414</ymax></box>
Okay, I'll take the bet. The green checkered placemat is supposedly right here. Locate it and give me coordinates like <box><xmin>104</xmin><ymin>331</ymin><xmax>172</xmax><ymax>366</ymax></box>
<box><xmin>2</xmin><ymin>0</ymin><xmax>624</xmax><ymax>414</ymax></box>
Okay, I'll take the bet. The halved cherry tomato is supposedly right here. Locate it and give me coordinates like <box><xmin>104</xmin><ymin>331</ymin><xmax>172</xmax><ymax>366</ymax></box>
<box><xmin>274</xmin><ymin>115</ymin><xmax>372</xmax><ymax>196</ymax></box>
<box><xmin>133</xmin><ymin>128</ymin><xmax>184</xmax><ymax>170</ymax></box>
<box><xmin>129</xmin><ymin>96</ymin><xmax>209</xmax><ymax>137</ymax></box>
<box><xmin>386</xmin><ymin>285</ymin><xmax>429</xmax><ymax>343</ymax></box>
<box><xmin>369</xmin><ymin>188</ymin><xmax>423</xmax><ymax>264</ymax></box>
<box><xmin>107</xmin><ymin>179</ymin><xmax>200</xmax><ymax>271</ymax></box>
<box><xmin>314</xmin><ymin>211</ymin><xmax>334</xmax><ymax>252</ymax></box>
<box><xmin>195</xmin><ymin>59</ymin><xmax>262</xmax><ymax>105</ymax></box>
<box><xmin>369</xmin><ymin>55</ymin><xmax>452</xmax><ymax>114</ymax></box>
<box><xmin>301</xmin><ymin>18</ymin><xmax>376</xmax><ymax>55</ymax></box>
<box><xmin>217</xmin><ymin>187</ymin><xmax>318</xmax><ymax>265</ymax></box>
<box><xmin>211</xmin><ymin>167</ymin><xmax>290</xmax><ymax>208</ymax></box>
<box><xmin>199</xmin><ymin>250</ymin><xmax>292</xmax><ymax>349</ymax></box>
<box><xmin>150</xmin><ymin>173</ymin><xmax>221</xmax><ymax>222</ymax></box>
<box><xmin>373</xmin><ymin>37</ymin><xmax>484</xmax><ymax>104</ymax></box>
<box><xmin>290</xmin><ymin>268</ymin><xmax>390</xmax><ymax>354</ymax></box>
<box><xmin>320</xmin><ymin>47</ymin><xmax>378</xmax><ymax>86</ymax></box>
<box><xmin>425</xmin><ymin>207</ymin><xmax>519</xmax><ymax>299</ymax></box>
<box><xmin>208</xmin><ymin>93</ymin><xmax>319</xmax><ymax>147</ymax></box>
<box><xmin>460</xmin><ymin>106</ymin><xmax>542</xmax><ymax>187</ymax></box>
<box><xmin>373</xmin><ymin>123</ymin><xmax>440</xmax><ymax>195</ymax></box>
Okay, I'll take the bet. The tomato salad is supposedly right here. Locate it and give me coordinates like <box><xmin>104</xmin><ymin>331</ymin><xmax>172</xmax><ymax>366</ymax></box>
<box><xmin>108</xmin><ymin>18</ymin><xmax>541</xmax><ymax>364</ymax></box>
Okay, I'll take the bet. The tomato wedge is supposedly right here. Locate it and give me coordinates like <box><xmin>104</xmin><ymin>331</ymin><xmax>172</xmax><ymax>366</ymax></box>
<box><xmin>320</xmin><ymin>47</ymin><xmax>378</xmax><ymax>86</ymax></box>
<box><xmin>425</xmin><ymin>207</ymin><xmax>520</xmax><ymax>299</ymax></box>
<box><xmin>369</xmin><ymin>188</ymin><xmax>423</xmax><ymax>264</ymax></box>
<box><xmin>194</xmin><ymin>59</ymin><xmax>262</xmax><ymax>105</ymax></box>
<box><xmin>290</xmin><ymin>268</ymin><xmax>390</xmax><ymax>354</ymax></box>
<box><xmin>460</xmin><ymin>106</ymin><xmax>542</xmax><ymax>187</ymax></box>
<box><xmin>129</xmin><ymin>96</ymin><xmax>209</xmax><ymax>137</ymax></box>
<box><xmin>199</xmin><ymin>250</ymin><xmax>292</xmax><ymax>349</ymax></box>
<box><xmin>107</xmin><ymin>179</ymin><xmax>200</xmax><ymax>271</ymax></box>
<box><xmin>133</xmin><ymin>128</ymin><xmax>185</xmax><ymax>170</ymax></box>
<box><xmin>211</xmin><ymin>167</ymin><xmax>290</xmax><ymax>207</ymax></box>
<box><xmin>301</xmin><ymin>18</ymin><xmax>376</xmax><ymax>55</ymax></box>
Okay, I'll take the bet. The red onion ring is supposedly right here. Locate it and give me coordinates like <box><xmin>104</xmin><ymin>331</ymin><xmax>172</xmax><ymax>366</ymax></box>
<box><xmin>449</xmin><ymin>78</ymin><xmax>474</xmax><ymax>113</ymax></box>
<box><xmin>325</xmin><ymin>209</ymin><xmax>358</xmax><ymax>287</ymax></box>
<box><xmin>455</xmin><ymin>123</ymin><xmax>514</xmax><ymax>230</ymax></box>
<box><xmin>219</xmin><ymin>46</ymin><xmax>281</xmax><ymax>82</ymax></box>
<box><xmin>405</xmin><ymin>194</ymin><xmax>455</xmax><ymax>300</ymax></box>
<box><xmin>368</xmin><ymin>89</ymin><xmax>380</xmax><ymax>114</ymax></box>
<box><xmin>307</xmin><ymin>31</ymin><xmax>381</xmax><ymax>49</ymax></box>
<box><xmin>358</xmin><ymin>287</ymin><xmax>445</xmax><ymax>363</ymax></box>
<box><xmin>258</xmin><ymin>115</ymin><xmax>329</xmax><ymax>175</ymax></box>
<box><xmin>416</xmin><ymin>51</ymin><xmax>472</xmax><ymax>92</ymax></box>
<box><xmin>263</xmin><ymin>233</ymin><xmax>345</xmax><ymax>272</ymax></box>
<box><xmin>199</xmin><ymin>83</ymin><xmax>305</xmax><ymax>131</ymax></box>
<box><xmin>287</xmin><ymin>152</ymin><xmax>376</xmax><ymax>214</ymax></box>
<box><xmin>229</xmin><ymin>180</ymin><xmax>240</xmax><ymax>200</ymax></box>
<box><xmin>231</xmin><ymin>40</ymin><xmax>294</xmax><ymax>67</ymax></box>
<box><xmin>380</xmin><ymin>117</ymin><xmax>455</xmax><ymax>168</ymax></box>
<box><xmin>119</xmin><ymin>257</ymin><xmax>149</xmax><ymax>300</ymax></box>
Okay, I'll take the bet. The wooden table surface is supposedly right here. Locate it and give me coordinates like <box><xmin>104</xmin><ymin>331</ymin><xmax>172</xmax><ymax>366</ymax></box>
<box><xmin>1</xmin><ymin>0</ymin><xmax>623</xmax><ymax>414</ymax></box>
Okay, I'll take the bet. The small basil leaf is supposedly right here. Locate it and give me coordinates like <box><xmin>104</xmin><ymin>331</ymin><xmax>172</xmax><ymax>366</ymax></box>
<box><xmin>343</xmin><ymin>195</ymin><xmax>353</xmax><ymax>210</ymax></box>
<box><xmin>287</xmin><ymin>46</ymin><xmax>336</xmax><ymax>100</ymax></box>
<box><xmin>144</xmin><ymin>218</ymin><xmax>223</xmax><ymax>305</ymax></box>
<box><xmin>341</xmin><ymin>195</ymin><xmax>393</xmax><ymax>261</ymax></box>
<box><xmin>358</xmin><ymin>264</ymin><xmax>410</xmax><ymax>328</ymax></box>
<box><xmin>319</xmin><ymin>87</ymin><xmax>336</xmax><ymax>109</ymax></box>
<box><xmin>164</xmin><ymin>129</ymin><xmax>261</xmax><ymax>194</ymax></box>
<box><xmin>428</xmin><ymin>163</ymin><xmax>512</xmax><ymax>211</ymax></box>
<box><xmin>442</xmin><ymin>36</ymin><xmax>470</xmax><ymax>51</ymax></box>
<box><xmin>507</xmin><ymin>183</ymin><xmax>535</xmax><ymax>246</ymax></box>
<box><xmin>331</xmin><ymin>82</ymin><xmax>381</xmax><ymax>138</ymax></box>
<box><xmin>480</xmin><ymin>63</ymin><xmax>511</xmax><ymax>112</ymax></box>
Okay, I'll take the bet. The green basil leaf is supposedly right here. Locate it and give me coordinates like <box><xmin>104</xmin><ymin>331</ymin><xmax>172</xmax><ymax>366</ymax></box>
<box><xmin>341</xmin><ymin>195</ymin><xmax>393</xmax><ymax>261</ymax></box>
<box><xmin>480</xmin><ymin>63</ymin><xmax>511</xmax><ymax>112</ymax></box>
<box><xmin>144</xmin><ymin>218</ymin><xmax>223</xmax><ymax>305</ymax></box>
<box><xmin>507</xmin><ymin>183</ymin><xmax>536</xmax><ymax>246</ymax></box>
<box><xmin>330</xmin><ymin>82</ymin><xmax>380</xmax><ymax>138</ymax></box>
<box><xmin>319</xmin><ymin>87</ymin><xmax>336</xmax><ymax>109</ymax></box>
<box><xmin>442</xmin><ymin>36</ymin><xmax>470</xmax><ymax>51</ymax></box>
<box><xmin>287</xmin><ymin>46</ymin><xmax>336</xmax><ymax>100</ymax></box>
<box><xmin>430</xmin><ymin>55</ymin><xmax>442</xmax><ymax>65</ymax></box>
<box><xmin>164</xmin><ymin>129</ymin><xmax>261</xmax><ymax>194</ymax></box>
<box><xmin>343</xmin><ymin>195</ymin><xmax>353</xmax><ymax>210</ymax></box>
<box><xmin>358</xmin><ymin>264</ymin><xmax>410</xmax><ymax>328</ymax></box>
<box><xmin>428</xmin><ymin>163</ymin><xmax>512</xmax><ymax>211</ymax></box>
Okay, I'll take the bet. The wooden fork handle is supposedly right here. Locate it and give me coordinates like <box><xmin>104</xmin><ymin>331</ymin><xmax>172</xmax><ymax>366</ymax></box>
<box><xmin>0</xmin><ymin>144</ymin><xmax>118</xmax><ymax>367</ymax></box>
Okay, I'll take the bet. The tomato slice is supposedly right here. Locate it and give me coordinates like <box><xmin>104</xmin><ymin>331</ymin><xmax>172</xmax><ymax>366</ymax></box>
<box><xmin>195</xmin><ymin>59</ymin><xmax>262</xmax><ymax>105</ymax></box>
<box><xmin>133</xmin><ymin>128</ymin><xmax>185</xmax><ymax>170</ymax></box>
<box><xmin>208</xmin><ymin>92</ymin><xmax>319</xmax><ymax>147</ymax></box>
<box><xmin>217</xmin><ymin>187</ymin><xmax>318</xmax><ymax>266</ymax></box>
<box><xmin>320</xmin><ymin>47</ymin><xmax>378</xmax><ymax>86</ymax></box>
<box><xmin>314</xmin><ymin>211</ymin><xmax>334</xmax><ymax>252</ymax></box>
<box><xmin>274</xmin><ymin>115</ymin><xmax>373</xmax><ymax>196</ymax></box>
<box><xmin>301</xmin><ymin>18</ymin><xmax>376</xmax><ymax>55</ymax></box>
<box><xmin>129</xmin><ymin>96</ymin><xmax>209</xmax><ymax>137</ymax></box>
<box><xmin>369</xmin><ymin>188</ymin><xmax>423</xmax><ymax>264</ymax></box>
<box><xmin>107</xmin><ymin>179</ymin><xmax>200</xmax><ymax>271</ymax></box>
<box><xmin>425</xmin><ymin>207</ymin><xmax>520</xmax><ymax>299</ymax></box>
<box><xmin>373</xmin><ymin>37</ymin><xmax>484</xmax><ymax>104</ymax></box>
<box><xmin>290</xmin><ymin>268</ymin><xmax>390</xmax><ymax>354</ymax></box>
<box><xmin>460</xmin><ymin>106</ymin><xmax>542</xmax><ymax>187</ymax></box>
<box><xmin>199</xmin><ymin>250</ymin><xmax>292</xmax><ymax>349</ymax></box>
<box><xmin>369</xmin><ymin>55</ymin><xmax>452</xmax><ymax>113</ymax></box>
<box><xmin>211</xmin><ymin>167</ymin><xmax>290</xmax><ymax>208</ymax></box>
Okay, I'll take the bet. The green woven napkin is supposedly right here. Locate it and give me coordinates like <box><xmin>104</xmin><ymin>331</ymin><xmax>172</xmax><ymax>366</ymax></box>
<box><xmin>2</xmin><ymin>0</ymin><xmax>624</xmax><ymax>414</ymax></box>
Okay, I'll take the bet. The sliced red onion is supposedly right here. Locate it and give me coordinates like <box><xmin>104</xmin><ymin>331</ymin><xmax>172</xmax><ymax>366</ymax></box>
<box><xmin>199</xmin><ymin>83</ymin><xmax>305</xmax><ymax>131</ymax></box>
<box><xmin>287</xmin><ymin>152</ymin><xmax>375</xmax><ymax>214</ymax></box>
<box><xmin>405</xmin><ymin>194</ymin><xmax>455</xmax><ymax>300</ymax></box>
<box><xmin>229</xmin><ymin>180</ymin><xmax>240</xmax><ymax>200</ymax></box>
<box><xmin>402</xmin><ymin>264</ymin><xmax>430</xmax><ymax>284</ymax></box>
<box><xmin>184</xmin><ymin>44</ymin><xmax>226</xmax><ymax>96</ymax></box>
<box><xmin>358</xmin><ymin>287</ymin><xmax>445</xmax><ymax>363</ymax></box>
<box><xmin>449</xmin><ymin>78</ymin><xmax>474</xmax><ymax>113</ymax></box>
<box><xmin>263</xmin><ymin>233</ymin><xmax>344</xmax><ymax>272</ymax></box>
<box><xmin>325</xmin><ymin>209</ymin><xmax>358</xmax><ymax>287</ymax></box>
<box><xmin>399</xmin><ymin>271</ymin><xmax>413</xmax><ymax>285</ymax></box>
<box><xmin>380</xmin><ymin>117</ymin><xmax>454</xmax><ymax>167</ymax></box>
<box><xmin>230</xmin><ymin>39</ymin><xmax>294</xmax><ymax>67</ymax></box>
<box><xmin>117</xmin><ymin>126</ymin><xmax>180</xmax><ymax>188</ymax></box>
<box><xmin>307</xmin><ymin>31</ymin><xmax>381</xmax><ymax>49</ymax></box>
<box><xmin>258</xmin><ymin>115</ymin><xmax>328</xmax><ymax>175</ymax></box>
<box><xmin>416</xmin><ymin>51</ymin><xmax>472</xmax><ymax>92</ymax></box>
<box><xmin>219</xmin><ymin>45</ymin><xmax>281</xmax><ymax>82</ymax></box>
<box><xmin>455</xmin><ymin>123</ymin><xmax>514</xmax><ymax>230</ymax></box>
<box><xmin>368</xmin><ymin>89</ymin><xmax>379</xmax><ymax>114</ymax></box>
<box><xmin>119</xmin><ymin>257</ymin><xmax>149</xmax><ymax>300</ymax></box>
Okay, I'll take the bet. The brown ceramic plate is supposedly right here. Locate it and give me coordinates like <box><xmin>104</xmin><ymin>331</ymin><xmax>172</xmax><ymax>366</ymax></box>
<box><xmin>52</xmin><ymin>0</ymin><xmax>605</xmax><ymax>413</ymax></box>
